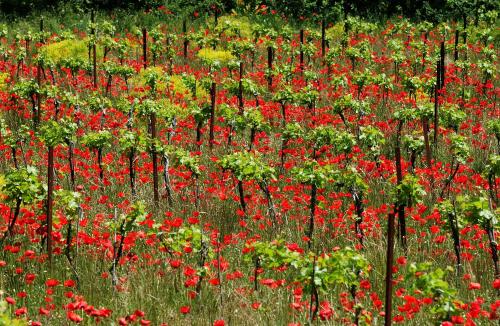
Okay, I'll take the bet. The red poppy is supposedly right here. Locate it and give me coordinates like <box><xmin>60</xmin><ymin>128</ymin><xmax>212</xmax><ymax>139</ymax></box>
<box><xmin>319</xmin><ymin>301</ymin><xmax>334</xmax><ymax>320</ymax></box>
<box><xmin>67</xmin><ymin>311</ymin><xmax>83</xmax><ymax>323</ymax></box>
<box><xmin>251</xmin><ymin>302</ymin><xmax>261</xmax><ymax>310</ymax></box>
<box><xmin>25</xmin><ymin>273</ymin><xmax>36</xmax><ymax>284</ymax></box>
<box><xmin>39</xmin><ymin>307</ymin><xmax>50</xmax><ymax>315</ymax></box>
<box><xmin>15</xmin><ymin>307</ymin><xmax>27</xmax><ymax>316</ymax></box>
<box><xmin>64</xmin><ymin>280</ymin><xmax>76</xmax><ymax>288</ymax></box>
<box><xmin>468</xmin><ymin>282</ymin><xmax>481</xmax><ymax>290</ymax></box>
<box><xmin>493</xmin><ymin>279</ymin><xmax>500</xmax><ymax>289</ymax></box>
<box><xmin>45</xmin><ymin>279</ymin><xmax>59</xmax><ymax>287</ymax></box>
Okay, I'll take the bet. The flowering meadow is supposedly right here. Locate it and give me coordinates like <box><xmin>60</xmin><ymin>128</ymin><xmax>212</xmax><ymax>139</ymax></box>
<box><xmin>0</xmin><ymin>4</ymin><xmax>498</xmax><ymax>326</ymax></box>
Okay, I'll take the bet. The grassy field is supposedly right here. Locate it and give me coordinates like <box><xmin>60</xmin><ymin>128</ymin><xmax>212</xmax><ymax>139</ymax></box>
<box><xmin>0</xmin><ymin>5</ymin><xmax>498</xmax><ymax>326</ymax></box>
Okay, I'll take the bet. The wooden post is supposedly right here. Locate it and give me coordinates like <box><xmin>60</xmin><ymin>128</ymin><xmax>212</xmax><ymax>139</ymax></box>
<box><xmin>299</xmin><ymin>29</ymin><xmax>304</xmax><ymax>71</ymax></box>
<box><xmin>307</xmin><ymin>183</ymin><xmax>317</xmax><ymax>250</ymax></box>
<box><xmin>36</xmin><ymin>17</ymin><xmax>44</xmax><ymax>126</ymax></box>
<box><xmin>454</xmin><ymin>29</ymin><xmax>459</xmax><ymax>61</ymax></box>
<box><xmin>238</xmin><ymin>61</ymin><xmax>244</xmax><ymax>114</ymax></box>
<box><xmin>422</xmin><ymin>32</ymin><xmax>428</xmax><ymax>72</ymax></box>
<box><xmin>142</xmin><ymin>28</ymin><xmax>147</xmax><ymax>69</ymax></box>
<box><xmin>395</xmin><ymin>122</ymin><xmax>406</xmax><ymax>252</ymax></box>
<box><xmin>384</xmin><ymin>212</ymin><xmax>396</xmax><ymax>326</ymax></box>
<box><xmin>183</xmin><ymin>19</ymin><xmax>188</xmax><ymax>59</ymax></box>
<box><xmin>422</xmin><ymin>117</ymin><xmax>432</xmax><ymax>167</ymax></box>
<box><xmin>166</xmin><ymin>36</ymin><xmax>173</xmax><ymax>73</ymax></box>
<box><xmin>47</xmin><ymin>146</ymin><xmax>54</xmax><ymax>268</ymax></box>
<box><xmin>462</xmin><ymin>15</ymin><xmax>467</xmax><ymax>61</ymax></box>
<box><xmin>209</xmin><ymin>82</ymin><xmax>216</xmax><ymax>149</ymax></box>
<box><xmin>321</xmin><ymin>19</ymin><xmax>326</xmax><ymax>57</ymax></box>
<box><xmin>151</xmin><ymin>112</ymin><xmax>159</xmax><ymax>206</ymax></box>
<box><xmin>91</xmin><ymin>10</ymin><xmax>97</xmax><ymax>89</ymax></box>
<box><xmin>440</xmin><ymin>41</ymin><xmax>445</xmax><ymax>88</ymax></box>
<box><xmin>214</xmin><ymin>6</ymin><xmax>218</xmax><ymax>26</ymax></box>
<box><xmin>434</xmin><ymin>61</ymin><xmax>440</xmax><ymax>145</ymax></box>
<box><xmin>40</xmin><ymin>17</ymin><xmax>44</xmax><ymax>38</ymax></box>
<box><xmin>142</xmin><ymin>35</ymin><xmax>158</xmax><ymax>206</ymax></box>
<box><xmin>267</xmin><ymin>46</ymin><xmax>273</xmax><ymax>89</ymax></box>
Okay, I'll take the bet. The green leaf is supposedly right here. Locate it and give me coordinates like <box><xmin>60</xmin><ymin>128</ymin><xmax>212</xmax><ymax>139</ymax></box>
<box><xmin>82</xmin><ymin>130</ymin><xmax>112</xmax><ymax>150</ymax></box>
<box><xmin>218</xmin><ymin>152</ymin><xmax>275</xmax><ymax>183</ymax></box>
<box><xmin>2</xmin><ymin>166</ymin><xmax>45</xmax><ymax>205</ymax></box>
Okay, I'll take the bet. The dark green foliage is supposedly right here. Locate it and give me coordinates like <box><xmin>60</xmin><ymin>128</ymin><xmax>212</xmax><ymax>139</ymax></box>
<box><xmin>0</xmin><ymin>0</ymin><xmax>59</xmax><ymax>15</ymax></box>
<box><xmin>1</xmin><ymin>0</ymin><xmax>498</xmax><ymax>22</ymax></box>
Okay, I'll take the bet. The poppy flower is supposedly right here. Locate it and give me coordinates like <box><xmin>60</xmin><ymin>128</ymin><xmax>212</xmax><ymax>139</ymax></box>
<box><xmin>64</xmin><ymin>279</ymin><xmax>76</xmax><ymax>287</ymax></box>
<box><xmin>45</xmin><ymin>279</ymin><xmax>59</xmax><ymax>287</ymax></box>
<box><xmin>39</xmin><ymin>307</ymin><xmax>50</xmax><ymax>315</ymax></box>
<box><xmin>451</xmin><ymin>315</ymin><xmax>464</xmax><ymax>324</ymax></box>
<box><xmin>393</xmin><ymin>315</ymin><xmax>404</xmax><ymax>322</ymax></box>
<box><xmin>493</xmin><ymin>279</ymin><xmax>500</xmax><ymax>289</ymax></box>
<box><xmin>188</xmin><ymin>217</ymin><xmax>199</xmax><ymax>224</ymax></box>
<box><xmin>209</xmin><ymin>278</ymin><xmax>220</xmax><ymax>286</ymax></box>
<box><xmin>25</xmin><ymin>273</ymin><xmax>36</xmax><ymax>284</ymax></box>
<box><xmin>180</xmin><ymin>306</ymin><xmax>190</xmax><ymax>314</ymax></box>
<box><xmin>251</xmin><ymin>302</ymin><xmax>261</xmax><ymax>310</ymax></box>
<box><xmin>360</xmin><ymin>280</ymin><xmax>371</xmax><ymax>289</ymax></box>
<box><xmin>15</xmin><ymin>307</ymin><xmax>27</xmax><ymax>316</ymax></box>
<box><xmin>67</xmin><ymin>311</ymin><xmax>83</xmax><ymax>323</ymax></box>
<box><xmin>319</xmin><ymin>301</ymin><xmax>333</xmax><ymax>320</ymax></box>
<box><xmin>468</xmin><ymin>282</ymin><xmax>481</xmax><ymax>290</ymax></box>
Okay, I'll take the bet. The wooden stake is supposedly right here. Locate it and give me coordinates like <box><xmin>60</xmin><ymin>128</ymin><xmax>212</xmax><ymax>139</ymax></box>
<box><xmin>47</xmin><ymin>146</ymin><xmax>54</xmax><ymax>268</ymax></box>
<box><xmin>267</xmin><ymin>46</ymin><xmax>273</xmax><ymax>89</ymax></box>
<box><xmin>209</xmin><ymin>82</ymin><xmax>216</xmax><ymax>149</ymax></box>
<box><xmin>440</xmin><ymin>41</ymin><xmax>445</xmax><ymax>88</ymax></box>
<box><xmin>91</xmin><ymin>10</ymin><xmax>97</xmax><ymax>89</ymax></box>
<box><xmin>321</xmin><ymin>20</ymin><xmax>326</xmax><ymax>57</ymax></box>
<box><xmin>142</xmin><ymin>28</ymin><xmax>147</xmax><ymax>69</ymax></box>
<box><xmin>183</xmin><ymin>19</ymin><xmax>188</xmax><ymax>59</ymax></box>
<box><xmin>299</xmin><ymin>29</ymin><xmax>304</xmax><ymax>71</ymax></box>
<box><xmin>384</xmin><ymin>212</ymin><xmax>396</xmax><ymax>326</ymax></box>
<box><xmin>238</xmin><ymin>61</ymin><xmax>244</xmax><ymax>113</ymax></box>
